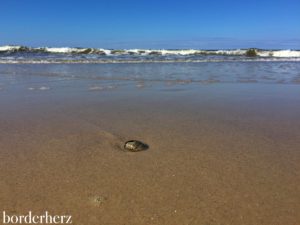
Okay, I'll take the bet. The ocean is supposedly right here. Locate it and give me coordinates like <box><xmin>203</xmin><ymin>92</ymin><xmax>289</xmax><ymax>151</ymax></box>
<box><xmin>0</xmin><ymin>46</ymin><xmax>300</xmax><ymax>89</ymax></box>
<box><xmin>1</xmin><ymin>45</ymin><xmax>300</xmax><ymax>64</ymax></box>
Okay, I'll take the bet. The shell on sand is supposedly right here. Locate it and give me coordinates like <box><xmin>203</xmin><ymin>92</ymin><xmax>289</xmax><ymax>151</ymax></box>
<box><xmin>124</xmin><ymin>140</ymin><xmax>149</xmax><ymax>152</ymax></box>
<box><xmin>89</xmin><ymin>195</ymin><xmax>107</xmax><ymax>207</ymax></box>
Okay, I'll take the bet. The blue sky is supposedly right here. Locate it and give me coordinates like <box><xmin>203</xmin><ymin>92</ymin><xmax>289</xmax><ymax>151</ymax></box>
<box><xmin>0</xmin><ymin>0</ymin><xmax>299</xmax><ymax>49</ymax></box>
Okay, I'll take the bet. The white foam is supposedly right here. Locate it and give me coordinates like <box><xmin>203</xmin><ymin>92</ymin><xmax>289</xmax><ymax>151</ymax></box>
<box><xmin>158</xmin><ymin>49</ymin><xmax>199</xmax><ymax>55</ymax></box>
<box><xmin>98</xmin><ymin>49</ymin><xmax>111</xmax><ymax>55</ymax></box>
<box><xmin>136</xmin><ymin>83</ymin><xmax>145</xmax><ymax>88</ymax></box>
<box><xmin>42</xmin><ymin>47</ymin><xmax>112</xmax><ymax>54</ymax></box>
<box><xmin>272</xmin><ymin>50</ymin><xmax>300</xmax><ymax>58</ymax></box>
<box><xmin>0</xmin><ymin>45</ymin><xmax>23</xmax><ymax>52</ymax></box>
<box><xmin>255</xmin><ymin>50</ymin><xmax>300</xmax><ymax>57</ymax></box>
<box><xmin>39</xmin><ymin>86</ymin><xmax>50</xmax><ymax>90</ymax></box>
<box><xmin>89</xmin><ymin>86</ymin><xmax>104</xmax><ymax>90</ymax></box>
<box><xmin>124</xmin><ymin>49</ymin><xmax>204</xmax><ymax>55</ymax></box>
<box><xmin>107</xmin><ymin>85</ymin><xmax>116</xmax><ymax>89</ymax></box>
<box><xmin>124</xmin><ymin>49</ymin><xmax>247</xmax><ymax>56</ymax></box>
<box><xmin>44</xmin><ymin>47</ymin><xmax>88</xmax><ymax>54</ymax></box>
<box><xmin>256</xmin><ymin>51</ymin><xmax>272</xmax><ymax>57</ymax></box>
<box><xmin>28</xmin><ymin>86</ymin><xmax>50</xmax><ymax>91</ymax></box>
<box><xmin>215</xmin><ymin>49</ymin><xmax>246</xmax><ymax>55</ymax></box>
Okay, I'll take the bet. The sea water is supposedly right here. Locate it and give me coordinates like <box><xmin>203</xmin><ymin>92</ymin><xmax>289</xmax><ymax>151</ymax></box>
<box><xmin>0</xmin><ymin>46</ymin><xmax>300</xmax><ymax>93</ymax></box>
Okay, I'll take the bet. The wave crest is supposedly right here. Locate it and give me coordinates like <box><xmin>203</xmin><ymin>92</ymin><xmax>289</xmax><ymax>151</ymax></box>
<box><xmin>1</xmin><ymin>45</ymin><xmax>300</xmax><ymax>58</ymax></box>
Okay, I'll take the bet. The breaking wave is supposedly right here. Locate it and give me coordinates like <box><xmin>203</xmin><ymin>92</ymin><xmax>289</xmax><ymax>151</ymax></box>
<box><xmin>1</xmin><ymin>45</ymin><xmax>300</xmax><ymax>64</ymax></box>
<box><xmin>1</xmin><ymin>45</ymin><xmax>300</xmax><ymax>57</ymax></box>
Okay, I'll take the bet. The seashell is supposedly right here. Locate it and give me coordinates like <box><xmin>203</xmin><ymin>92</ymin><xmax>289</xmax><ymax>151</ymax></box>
<box><xmin>124</xmin><ymin>140</ymin><xmax>149</xmax><ymax>152</ymax></box>
<box><xmin>88</xmin><ymin>195</ymin><xmax>107</xmax><ymax>207</ymax></box>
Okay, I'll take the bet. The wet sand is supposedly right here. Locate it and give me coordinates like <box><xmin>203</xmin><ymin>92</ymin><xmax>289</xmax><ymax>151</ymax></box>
<box><xmin>1</xmin><ymin>81</ymin><xmax>300</xmax><ymax>225</ymax></box>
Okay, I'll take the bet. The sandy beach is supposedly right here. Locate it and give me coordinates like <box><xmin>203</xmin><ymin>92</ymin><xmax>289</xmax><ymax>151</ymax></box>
<box><xmin>1</xmin><ymin>0</ymin><xmax>300</xmax><ymax>223</ymax></box>
<box><xmin>1</xmin><ymin>66</ymin><xmax>300</xmax><ymax>225</ymax></box>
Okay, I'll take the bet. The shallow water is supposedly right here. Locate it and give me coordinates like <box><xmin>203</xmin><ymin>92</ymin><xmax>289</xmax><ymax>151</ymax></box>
<box><xmin>0</xmin><ymin>62</ymin><xmax>300</xmax><ymax>90</ymax></box>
